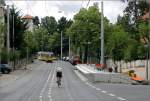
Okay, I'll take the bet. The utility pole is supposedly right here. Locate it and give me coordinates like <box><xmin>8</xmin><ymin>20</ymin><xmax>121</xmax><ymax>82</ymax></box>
<box><xmin>145</xmin><ymin>0</ymin><xmax>150</xmax><ymax>81</ymax></box>
<box><xmin>61</xmin><ymin>31</ymin><xmax>63</xmax><ymax>60</ymax></box>
<box><xmin>100</xmin><ymin>1</ymin><xmax>104</xmax><ymax>65</ymax></box>
<box><xmin>12</xmin><ymin>5</ymin><xmax>15</xmax><ymax>70</ymax></box>
<box><xmin>25</xmin><ymin>32</ymin><xmax>29</xmax><ymax>69</ymax></box>
<box><xmin>69</xmin><ymin>36</ymin><xmax>71</xmax><ymax>59</ymax></box>
<box><xmin>87</xmin><ymin>42</ymin><xmax>91</xmax><ymax>64</ymax></box>
<box><xmin>42</xmin><ymin>32</ymin><xmax>43</xmax><ymax>51</ymax></box>
<box><xmin>148</xmin><ymin>1</ymin><xmax>150</xmax><ymax>80</ymax></box>
<box><xmin>7</xmin><ymin>5</ymin><xmax>10</xmax><ymax>64</ymax></box>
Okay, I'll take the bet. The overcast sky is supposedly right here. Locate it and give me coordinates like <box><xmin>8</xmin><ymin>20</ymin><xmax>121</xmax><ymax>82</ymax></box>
<box><xmin>5</xmin><ymin>0</ymin><xmax>128</xmax><ymax>23</ymax></box>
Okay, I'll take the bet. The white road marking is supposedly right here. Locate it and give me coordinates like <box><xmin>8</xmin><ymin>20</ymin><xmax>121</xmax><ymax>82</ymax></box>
<box><xmin>91</xmin><ymin>85</ymin><xmax>96</xmax><ymax>88</ymax></box>
<box><xmin>48</xmin><ymin>92</ymin><xmax>51</xmax><ymax>95</ymax></box>
<box><xmin>86</xmin><ymin>82</ymin><xmax>91</xmax><ymax>86</ymax></box>
<box><xmin>87</xmin><ymin>83</ymin><xmax>127</xmax><ymax>101</ymax></box>
<box><xmin>48</xmin><ymin>66</ymin><xmax>56</xmax><ymax>101</ymax></box>
<box><xmin>82</xmin><ymin>75</ymin><xmax>129</xmax><ymax>101</ymax></box>
<box><xmin>74</xmin><ymin>70</ymin><xmax>88</xmax><ymax>81</ymax></box>
<box><xmin>39</xmin><ymin>65</ymin><xmax>54</xmax><ymax>101</ymax></box>
<box><xmin>88</xmin><ymin>84</ymin><xmax>93</xmax><ymax>87</ymax></box>
<box><xmin>108</xmin><ymin>93</ymin><xmax>115</xmax><ymax>97</ymax></box>
<box><xmin>39</xmin><ymin>96</ymin><xmax>42</xmax><ymax>101</ymax></box>
<box><xmin>101</xmin><ymin>91</ymin><xmax>107</xmax><ymax>93</ymax></box>
<box><xmin>48</xmin><ymin>95</ymin><xmax>51</xmax><ymax>98</ymax></box>
<box><xmin>117</xmin><ymin>97</ymin><xmax>127</xmax><ymax>101</ymax></box>
<box><xmin>96</xmin><ymin>88</ymin><xmax>101</xmax><ymax>91</ymax></box>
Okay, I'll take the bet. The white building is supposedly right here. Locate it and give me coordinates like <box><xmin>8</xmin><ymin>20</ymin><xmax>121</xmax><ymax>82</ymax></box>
<box><xmin>22</xmin><ymin>14</ymin><xmax>34</xmax><ymax>32</ymax></box>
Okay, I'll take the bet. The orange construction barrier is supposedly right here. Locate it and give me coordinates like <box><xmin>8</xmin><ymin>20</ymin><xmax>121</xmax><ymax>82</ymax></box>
<box><xmin>131</xmin><ymin>74</ymin><xmax>144</xmax><ymax>81</ymax></box>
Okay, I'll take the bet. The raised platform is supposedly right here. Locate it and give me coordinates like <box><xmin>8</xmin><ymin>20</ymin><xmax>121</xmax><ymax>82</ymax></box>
<box><xmin>75</xmin><ymin>64</ymin><xmax>135</xmax><ymax>84</ymax></box>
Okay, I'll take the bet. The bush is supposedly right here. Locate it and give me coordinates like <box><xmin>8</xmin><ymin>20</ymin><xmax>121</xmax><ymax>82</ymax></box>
<box><xmin>0</xmin><ymin>48</ymin><xmax>21</xmax><ymax>63</ymax></box>
<box><xmin>0</xmin><ymin>49</ymin><xmax>8</xmax><ymax>63</ymax></box>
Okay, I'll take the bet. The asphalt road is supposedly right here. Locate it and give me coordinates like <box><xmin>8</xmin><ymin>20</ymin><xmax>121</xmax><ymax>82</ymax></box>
<box><xmin>0</xmin><ymin>60</ymin><xmax>150</xmax><ymax>101</ymax></box>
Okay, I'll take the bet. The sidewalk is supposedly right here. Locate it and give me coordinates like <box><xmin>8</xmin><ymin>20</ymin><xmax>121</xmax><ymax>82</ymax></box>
<box><xmin>75</xmin><ymin>64</ymin><xmax>114</xmax><ymax>74</ymax></box>
<box><xmin>0</xmin><ymin>60</ymin><xmax>40</xmax><ymax>87</ymax></box>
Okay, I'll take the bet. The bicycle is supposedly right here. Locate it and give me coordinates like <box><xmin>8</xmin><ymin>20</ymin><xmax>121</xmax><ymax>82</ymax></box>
<box><xmin>57</xmin><ymin>77</ymin><xmax>61</xmax><ymax>88</ymax></box>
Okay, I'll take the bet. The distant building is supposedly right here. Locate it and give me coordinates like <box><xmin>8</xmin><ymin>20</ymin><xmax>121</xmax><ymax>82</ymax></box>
<box><xmin>22</xmin><ymin>14</ymin><xmax>34</xmax><ymax>32</ymax></box>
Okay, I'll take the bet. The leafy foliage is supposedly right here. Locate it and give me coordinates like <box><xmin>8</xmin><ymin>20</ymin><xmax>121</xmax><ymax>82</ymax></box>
<box><xmin>0</xmin><ymin>20</ymin><xmax>5</xmax><ymax>49</ymax></box>
<box><xmin>106</xmin><ymin>25</ymin><xmax>128</xmax><ymax>61</ymax></box>
<box><xmin>4</xmin><ymin>7</ymin><xmax>28</xmax><ymax>50</ymax></box>
<box><xmin>41</xmin><ymin>16</ymin><xmax>57</xmax><ymax>35</ymax></box>
<box><xmin>33</xmin><ymin>16</ymin><xmax>40</xmax><ymax>27</ymax></box>
<box><xmin>67</xmin><ymin>5</ymin><xmax>110</xmax><ymax>62</ymax></box>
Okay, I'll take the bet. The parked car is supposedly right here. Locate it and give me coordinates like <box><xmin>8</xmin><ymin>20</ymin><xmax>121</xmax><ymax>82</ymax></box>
<box><xmin>70</xmin><ymin>56</ymin><xmax>81</xmax><ymax>65</ymax></box>
<box><xmin>0</xmin><ymin>64</ymin><xmax>12</xmax><ymax>74</ymax></box>
<box><xmin>62</xmin><ymin>57</ymin><xmax>66</xmax><ymax>61</ymax></box>
<box><xmin>65</xmin><ymin>57</ymin><xmax>70</xmax><ymax>61</ymax></box>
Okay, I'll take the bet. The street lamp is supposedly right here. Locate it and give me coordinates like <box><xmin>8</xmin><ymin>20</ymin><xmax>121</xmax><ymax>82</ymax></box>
<box><xmin>100</xmin><ymin>1</ymin><xmax>104</xmax><ymax>65</ymax></box>
<box><xmin>87</xmin><ymin>41</ymin><xmax>91</xmax><ymax>64</ymax></box>
<box><xmin>7</xmin><ymin>5</ymin><xmax>10</xmax><ymax>64</ymax></box>
<box><xmin>58</xmin><ymin>11</ymin><xmax>63</xmax><ymax>60</ymax></box>
<box><xmin>69</xmin><ymin>36</ymin><xmax>71</xmax><ymax>60</ymax></box>
<box><xmin>57</xmin><ymin>28</ymin><xmax>63</xmax><ymax>60</ymax></box>
<box><xmin>61</xmin><ymin>31</ymin><xmax>63</xmax><ymax>60</ymax></box>
<box><xmin>149</xmin><ymin>0</ymin><xmax>150</xmax><ymax>81</ymax></box>
<box><xmin>12</xmin><ymin>5</ymin><xmax>15</xmax><ymax>70</ymax></box>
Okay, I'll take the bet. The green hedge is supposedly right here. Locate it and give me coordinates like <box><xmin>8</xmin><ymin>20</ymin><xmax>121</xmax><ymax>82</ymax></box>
<box><xmin>0</xmin><ymin>48</ymin><xmax>21</xmax><ymax>63</ymax></box>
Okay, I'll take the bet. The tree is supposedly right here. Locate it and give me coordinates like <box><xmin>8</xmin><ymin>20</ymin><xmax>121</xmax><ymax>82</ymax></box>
<box><xmin>34</xmin><ymin>27</ymin><xmax>49</xmax><ymax>51</ymax></box>
<box><xmin>41</xmin><ymin>16</ymin><xmax>57</xmax><ymax>35</ymax></box>
<box><xmin>123</xmin><ymin>39</ymin><xmax>139</xmax><ymax>62</ymax></box>
<box><xmin>23</xmin><ymin>31</ymin><xmax>38</xmax><ymax>54</ymax></box>
<box><xmin>48</xmin><ymin>32</ymin><xmax>60</xmax><ymax>55</ymax></box>
<box><xmin>33</xmin><ymin>16</ymin><xmax>40</xmax><ymax>27</ymax></box>
<box><xmin>0</xmin><ymin>0</ymin><xmax>5</xmax><ymax>50</ymax></box>
<box><xmin>106</xmin><ymin>25</ymin><xmax>129</xmax><ymax>61</ymax></box>
<box><xmin>116</xmin><ymin>0</ymin><xmax>149</xmax><ymax>61</ymax></box>
<box><xmin>67</xmin><ymin>5</ymin><xmax>110</xmax><ymax>62</ymax></box>
<box><xmin>0</xmin><ymin>20</ymin><xmax>5</xmax><ymax>49</ymax></box>
<box><xmin>0</xmin><ymin>20</ymin><xmax>5</xmax><ymax>63</ymax></box>
<box><xmin>57</xmin><ymin>17</ymin><xmax>73</xmax><ymax>56</ymax></box>
<box><xmin>57</xmin><ymin>17</ymin><xmax>72</xmax><ymax>32</ymax></box>
<box><xmin>4</xmin><ymin>7</ymin><xmax>28</xmax><ymax>50</ymax></box>
<box><xmin>0</xmin><ymin>0</ymin><xmax>5</xmax><ymax>5</ymax></box>
<box><xmin>121</xmin><ymin>0</ymin><xmax>149</xmax><ymax>40</ymax></box>
<box><xmin>138</xmin><ymin>21</ymin><xmax>149</xmax><ymax>44</ymax></box>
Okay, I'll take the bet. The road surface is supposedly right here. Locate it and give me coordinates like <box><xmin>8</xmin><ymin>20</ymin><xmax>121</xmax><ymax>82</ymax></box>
<box><xmin>0</xmin><ymin>60</ymin><xmax>150</xmax><ymax>101</ymax></box>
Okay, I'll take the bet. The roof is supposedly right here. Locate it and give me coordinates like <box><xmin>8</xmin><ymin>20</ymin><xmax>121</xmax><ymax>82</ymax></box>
<box><xmin>22</xmin><ymin>14</ymin><xmax>33</xmax><ymax>19</ymax></box>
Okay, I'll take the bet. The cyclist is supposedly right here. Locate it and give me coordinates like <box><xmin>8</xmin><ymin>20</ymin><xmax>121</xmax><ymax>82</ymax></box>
<box><xmin>56</xmin><ymin>67</ymin><xmax>62</xmax><ymax>87</ymax></box>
